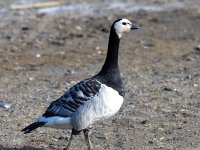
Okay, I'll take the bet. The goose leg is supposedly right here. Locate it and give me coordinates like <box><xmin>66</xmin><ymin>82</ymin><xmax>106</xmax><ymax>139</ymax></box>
<box><xmin>83</xmin><ymin>129</ymin><xmax>93</xmax><ymax>150</ymax></box>
<box><xmin>64</xmin><ymin>132</ymin><xmax>74</xmax><ymax>150</ymax></box>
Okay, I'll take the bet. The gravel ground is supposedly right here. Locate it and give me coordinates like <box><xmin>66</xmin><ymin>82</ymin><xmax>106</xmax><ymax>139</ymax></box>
<box><xmin>0</xmin><ymin>0</ymin><xmax>200</xmax><ymax>150</ymax></box>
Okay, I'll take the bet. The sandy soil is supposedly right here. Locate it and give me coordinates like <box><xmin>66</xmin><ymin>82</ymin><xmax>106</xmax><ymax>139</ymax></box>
<box><xmin>0</xmin><ymin>0</ymin><xmax>200</xmax><ymax>150</ymax></box>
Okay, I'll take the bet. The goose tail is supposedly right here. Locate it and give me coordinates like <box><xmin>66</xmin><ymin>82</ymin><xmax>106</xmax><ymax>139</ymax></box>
<box><xmin>22</xmin><ymin>122</ymin><xmax>45</xmax><ymax>134</ymax></box>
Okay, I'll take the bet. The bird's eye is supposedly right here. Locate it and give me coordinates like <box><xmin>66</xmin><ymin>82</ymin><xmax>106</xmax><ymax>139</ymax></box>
<box><xmin>122</xmin><ymin>22</ymin><xmax>127</xmax><ymax>25</ymax></box>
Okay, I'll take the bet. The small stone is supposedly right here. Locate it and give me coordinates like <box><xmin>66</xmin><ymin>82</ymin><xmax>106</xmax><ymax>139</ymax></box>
<box><xmin>143</xmin><ymin>43</ymin><xmax>155</xmax><ymax>49</ymax></box>
<box><xmin>75</xmin><ymin>26</ymin><xmax>82</xmax><ymax>30</ymax></box>
<box><xmin>174</xmin><ymin>88</ymin><xmax>178</xmax><ymax>92</ymax></box>
<box><xmin>158</xmin><ymin>128</ymin><xmax>165</xmax><ymax>131</ymax></box>
<box><xmin>58</xmin><ymin>136</ymin><xmax>65</xmax><ymax>140</ymax></box>
<box><xmin>36</xmin><ymin>53</ymin><xmax>41</xmax><ymax>58</ymax></box>
<box><xmin>29</xmin><ymin>77</ymin><xmax>34</xmax><ymax>81</ymax></box>
<box><xmin>193</xmin><ymin>45</ymin><xmax>200</xmax><ymax>52</ymax></box>
<box><xmin>36</xmin><ymin>12</ymin><xmax>46</xmax><ymax>18</ymax></box>
<box><xmin>59</xmin><ymin>51</ymin><xmax>65</xmax><ymax>55</ymax></box>
<box><xmin>161</xmin><ymin>86</ymin><xmax>173</xmax><ymax>92</ymax></box>
<box><xmin>14</xmin><ymin>11</ymin><xmax>25</xmax><ymax>16</ymax></box>
<box><xmin>136</xmin><ymin>117</ymin><xmax>148</xmax><ymax>124</ymax></box>
<box><xmin>95</xmin><ymin>46</ymin><xmax>100</xmax><ymax>50</ymax></box>
<box><xmin>97</xmin><ymin>51</ymin><xmax>102</xmax><ymax>54</ymax></box>
<box><xmin>159</xmin><ymin>137</ymin><xmax>165</xmax><ymax>141</ymax></box>
<box><xmin>67</xmin><ymin>69</ymin><xmax>75</xmax><ymax>75</ymax></box>
<box><xmin>148</xmin><ymin>140</ymin><xmax>153</xmax><ymax>144</ymax></box>
<box><xmin>21</xmin><ymin>27</ymin><xmax>29</xmax><ymax>31</ymax></box>
<box><xmin>141</xmin><ymin>120</ymin><xmax>148</xmax><ymax>124</ymax></box>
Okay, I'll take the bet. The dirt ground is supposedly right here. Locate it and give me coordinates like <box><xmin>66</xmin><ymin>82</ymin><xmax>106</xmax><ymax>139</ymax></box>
<box><xmin>0</xmin><ymin>0</ymin><xmax>200</xmax><ymax>150</ymax></box>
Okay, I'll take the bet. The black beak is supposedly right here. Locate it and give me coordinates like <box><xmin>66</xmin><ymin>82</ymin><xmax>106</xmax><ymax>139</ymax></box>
<box><xmin>130</xmin><ymin>24</ymin><xmax>139</xmax><ymax>30</ymax></box>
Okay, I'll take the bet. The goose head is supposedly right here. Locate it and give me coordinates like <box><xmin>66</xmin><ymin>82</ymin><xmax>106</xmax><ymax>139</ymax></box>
<box><xmin>113</xmin><ymin>18</ymin><xmax>139</xmax><ymax>38</ymax></box>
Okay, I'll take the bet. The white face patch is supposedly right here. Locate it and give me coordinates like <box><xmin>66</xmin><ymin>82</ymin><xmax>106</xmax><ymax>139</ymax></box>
<box><xmin>114</xmin><ymin>18</ymin><xmax>132</xmax><ymax>38</ymax></box>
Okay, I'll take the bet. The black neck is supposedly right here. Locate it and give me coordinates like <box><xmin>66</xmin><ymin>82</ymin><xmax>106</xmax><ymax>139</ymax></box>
<box><xmin>95</xmin><ymin>25</ymin><xmax>125</xmax><ymax>96</ymax></box>
<box><xmin>98</xmin><ymin>27</ymin><xmax>120</xmax><ymax>75</ymax></box>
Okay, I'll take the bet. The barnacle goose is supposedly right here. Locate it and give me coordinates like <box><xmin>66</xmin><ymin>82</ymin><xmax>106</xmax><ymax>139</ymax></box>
<box><xmin>22</xmin><ymin>18</ymin><xmax>139</xmax><ymax>150</ymax></box>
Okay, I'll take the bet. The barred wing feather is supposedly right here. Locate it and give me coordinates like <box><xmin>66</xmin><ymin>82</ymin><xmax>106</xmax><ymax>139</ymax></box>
<box><xmin>43</xmin><ymin>79</ymin><xmax>101</xmax><ymax>118</ymax></box>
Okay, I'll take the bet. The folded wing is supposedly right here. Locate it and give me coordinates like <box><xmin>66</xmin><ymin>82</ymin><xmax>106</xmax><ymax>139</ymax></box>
<box><xmin>43</xmin><ymin>79</ymin><xmax>101</xmax><ymax>118</ymax></box>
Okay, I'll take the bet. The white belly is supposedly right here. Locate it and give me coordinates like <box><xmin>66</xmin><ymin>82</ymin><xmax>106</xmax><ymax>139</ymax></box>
<box><xmin>72</xmin><ymin>84</ymin><xmax>124</xmax><ymax>131</ymax></box>
<box><xmin>37</xmin><ymin>116</ymin><xmax>73</xmax><ymax>130</ymax></box>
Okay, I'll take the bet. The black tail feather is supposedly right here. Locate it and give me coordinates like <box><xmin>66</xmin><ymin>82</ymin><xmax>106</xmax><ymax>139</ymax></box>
<box><xmin>22</xmin><ymin>122</ymin><xmax>46</xmax><ymax>134</ymax></box>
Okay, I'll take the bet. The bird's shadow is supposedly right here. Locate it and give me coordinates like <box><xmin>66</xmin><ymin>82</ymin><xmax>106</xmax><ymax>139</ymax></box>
<box><xmin>0</xmin><ymin>145</ymin><xmax>45</xmax><ymax>150</ymax></box>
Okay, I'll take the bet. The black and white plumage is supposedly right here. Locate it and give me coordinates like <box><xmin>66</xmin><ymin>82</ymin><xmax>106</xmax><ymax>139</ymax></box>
<box><xmin>22</xmin><ymin>18</ymin><xmax>139</xmax><ymax>150</ymax></box>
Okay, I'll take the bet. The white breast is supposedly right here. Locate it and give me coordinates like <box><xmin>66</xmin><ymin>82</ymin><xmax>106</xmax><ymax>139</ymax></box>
<box><xmin>72</xmin><ymin>84</ymin><xmax>124</xmax><ymax>131</ymax></box>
